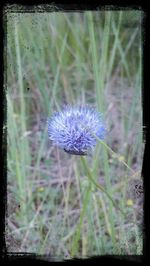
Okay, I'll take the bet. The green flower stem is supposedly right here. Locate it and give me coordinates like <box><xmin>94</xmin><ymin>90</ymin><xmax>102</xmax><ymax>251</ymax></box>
<box><xmin>80</xmin><ymin>157</ymin><xmax>125</xmax><ymax>216</ymax></box>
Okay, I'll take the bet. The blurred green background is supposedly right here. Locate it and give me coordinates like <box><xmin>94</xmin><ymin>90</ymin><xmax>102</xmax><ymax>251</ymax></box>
<box><xmin>6</xmin><ymin>9</ymin><xmax>143</xmax><ymax>259</ymax></box>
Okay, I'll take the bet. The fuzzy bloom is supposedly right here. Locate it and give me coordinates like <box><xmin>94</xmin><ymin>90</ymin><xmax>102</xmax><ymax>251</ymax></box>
<box><xmin>47</xmin><ymin>105</ymin><xmax>106</xmax><ymax>155</ymax></box>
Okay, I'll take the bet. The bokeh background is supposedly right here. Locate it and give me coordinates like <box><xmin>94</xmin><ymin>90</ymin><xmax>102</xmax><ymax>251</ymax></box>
<box><xmin>6</xmin><ymin>7</ymin><xmax>144</xmax><ymax>259</ymax></box>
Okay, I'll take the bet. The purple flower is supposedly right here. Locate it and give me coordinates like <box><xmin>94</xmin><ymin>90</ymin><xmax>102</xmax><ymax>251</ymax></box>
<box><xmin>47</xmin><ymin>105</ymin><xmax>106</xmax><ymax>155</ymax></box>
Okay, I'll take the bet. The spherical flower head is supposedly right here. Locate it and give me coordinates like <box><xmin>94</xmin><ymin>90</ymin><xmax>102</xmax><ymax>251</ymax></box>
<box><xmin>47</xmin><ymin>105</ymin><xmax>106</xmax><ymax>155</ymax></box>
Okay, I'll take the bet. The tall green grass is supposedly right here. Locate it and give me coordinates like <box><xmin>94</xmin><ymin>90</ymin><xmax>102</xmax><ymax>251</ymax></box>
<box><xmin>6</xmin><ymin>9</ymin><xmax>143</xmax><ymax>258</ymax></box>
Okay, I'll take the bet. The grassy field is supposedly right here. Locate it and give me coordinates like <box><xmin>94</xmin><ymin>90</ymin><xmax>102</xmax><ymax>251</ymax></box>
<box><xmin>6</xmin><ymin>8</ymin><xmax>144</xmax><ymax>260</ymax></box>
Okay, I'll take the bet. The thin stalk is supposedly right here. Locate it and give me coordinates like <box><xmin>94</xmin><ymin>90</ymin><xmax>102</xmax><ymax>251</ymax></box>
<box><xmin>102</xmin><ymin>147</ymin><xmax>116</xmax><ymax>248</ymax></box>
<box><xmin>14</xmin><ymin>18</ymin><xmax>29</xmax><ymax>223</ymax></box>
<box><xmin>81</xmin><ymin>157</ymin><xmax>125</xmax><ymax>216</ymax></box>
<box><xmin>99</xmin><ymin>140</ymin><xmax>135</xmax><ymax>173</ymax></box>
<box><xmin>71</xmin><ymin>184</ymin><xmax>91</xmax><ymax>257</ymax></box>
<box><xmin>87</xmin><ymin>11</ymin><xmax>103</xmax><ymax>111</ymax></box>
<box><xmin>80</xmin><ymin>121</ymin><xmax>135</xmax><ymax>174</ymax></box>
